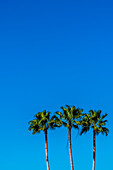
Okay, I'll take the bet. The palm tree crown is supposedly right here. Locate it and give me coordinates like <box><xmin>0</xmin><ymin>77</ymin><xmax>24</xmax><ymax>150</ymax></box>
<box><xmin>29</xmin><ymin>110</ymin><xmax>61</xmax><ymax>134</ymax></box>
<box><xmin>80</xmin><ymin>110</ymin><xmax>109</xmax><ymax>136</ymax></box>
<box><xmin>56</xmin><ymin>105</ymin><xmax>83</xmax><ymax>129</ymax></box>
<box><xmin>28</xmin><ymin>110</ymin><xmax>51</xmax><ymax>134</ymax></box>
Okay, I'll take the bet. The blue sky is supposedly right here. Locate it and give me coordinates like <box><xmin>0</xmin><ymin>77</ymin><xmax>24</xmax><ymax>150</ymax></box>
<box><xmin>0</xmin><ymin>0</ymin><xmax>113</xmax><ymax>170</ymax></box>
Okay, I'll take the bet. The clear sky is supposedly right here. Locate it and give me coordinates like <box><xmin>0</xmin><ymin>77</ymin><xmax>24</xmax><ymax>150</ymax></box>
<box><xmin>0</xmin><ymin>0</ymin><xmax>113</xmax><ymax>170</ymax></box>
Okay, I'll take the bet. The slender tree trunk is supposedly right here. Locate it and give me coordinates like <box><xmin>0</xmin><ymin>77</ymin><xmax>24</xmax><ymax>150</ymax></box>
<box><xmin>68</xmin><ymin>127</ymin><xmax>74</xmax><ymax>170</ymax></box>
<box><xmin>44</xmin><ymin>130</ymin><xmax>50</xmax><ymax>170</ymax></box>
<box><xmin>92</xmin><ymin>130</ymin><xmax>96</xmax><ymax>170</ymax></box>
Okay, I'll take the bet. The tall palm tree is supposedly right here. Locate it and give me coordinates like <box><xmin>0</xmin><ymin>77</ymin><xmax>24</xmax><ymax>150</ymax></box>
<box><xmin>80</xmin><ymin>110</ymin><xmax>109</xmax><ymax>170</ymax></box>
<box><xmin>56</xmin><ymin>105</ymin><xmax>83</xmax><ymax>170</ymax></box>
<box><xmin>28</xmin><ymin>110</ymin><xmax>61</xmax><ymax>170</ymax></box>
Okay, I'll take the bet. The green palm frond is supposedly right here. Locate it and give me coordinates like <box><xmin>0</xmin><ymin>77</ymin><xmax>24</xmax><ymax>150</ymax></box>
<box><xmin>45</xmin><ymin>111</ymin><xmax>50</xmax><ymax>120</ymax></box>
<box><xmin>35</xmin><ymin>112</ymin><xmax>42</xmax><ymax>120</ymax></box>
<box><xmin>101</xmin><ymin>127</ymin><xmax>109</xmax><ymax>136</ymax></box>
<box><xmin>56</xmin><ymin>111</ymin><xmax>63</xmax><ymax>118</ymax></box>
<box><xmin>61</xmin><ymin>106</ymin><xmax>66</xmax><ymax>112</ymax></box>
<box><xmin>80</xmin><ymin>126</ymin><xmax>90</xmax><ymax>135</ymax></box>
<box><xmin>89</xmin><ymin>110</ymin><xmax>94</xmax><ymax>117</ymax></box>
<box><xmin>48</xmin><ymin>115</ymin><xmax>62</xmax><ymax>129</ymax></box>
<box><xmin>72</xmin><ymin>124</ymin><xmax>78</xmax><ymax>129</ymax></box>
<box><xmin>62</xmin><ymin>121</ymin><xmax>68</xmax><ymax>127</ymax></box>
<box><xmin>65</xmin><ymin>105</ymin><xmax>71</xmax><ymax>112</ymax></box>
<box><xmin>102</xmin><ymin>113</ymin><xmax>108</xmax><ymax>119</ymax></box>
<box><xmin>96</xmin><ymin>110</ymin><xmax>101</xmax><ymax>118</ymax></box>
<box><xmin>74</xmin><ymin>120</ymin><xmax>81</xmax><ymax>125</ymax></box>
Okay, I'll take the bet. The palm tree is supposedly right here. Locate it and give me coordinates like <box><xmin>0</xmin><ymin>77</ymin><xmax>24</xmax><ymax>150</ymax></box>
<box><xmin>80</xmin><ymin>110</ymin><xmax>109</xmax><ymax>170</ymax></box>
<box><xmin>28</xmin><ymin>110</ymin><xmax>61</xmax><ymax>170</ymax></box>
<box><xmin>56</xmin><ymin>105</ymin><xmax>83</xmax><ymax>170</ymax></box>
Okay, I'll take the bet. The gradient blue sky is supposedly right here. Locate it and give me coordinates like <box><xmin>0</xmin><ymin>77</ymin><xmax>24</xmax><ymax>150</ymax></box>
<box><xmin>0</xmin><ymin>0</ymin><xmax>113</xmax><ymax>170</ymax></box>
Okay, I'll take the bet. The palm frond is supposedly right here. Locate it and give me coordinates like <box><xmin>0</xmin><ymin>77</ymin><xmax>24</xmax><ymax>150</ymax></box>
<box><xmin>102</xmin><ymin>113</ymin><xmax>108</xmax><ymax>119</ymax></box>
<box><xmin>80</xmin><ymin>126</ymin><xmax>89</xmax><ymax>135</ymax></box>
<box><xmin>72</xmin><ymin>124</ymin><xmax>78</xmax><ymax>129</ymax></box>
<box><xmin>62</xmin><ymin>121</ymin><xmax>68</xmax><ymax>127</ymax></box>
<box><xmin>56</xmin><ymin>111</ymin><xmax>63</xmax><ymax>118</ymax></box>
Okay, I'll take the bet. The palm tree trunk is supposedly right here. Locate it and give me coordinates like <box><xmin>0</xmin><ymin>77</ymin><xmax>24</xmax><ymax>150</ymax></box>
<box><xmin>44</xmin><ymin>130</ymin><xmax>50</xmax><ymax>170</ymax></box>
<box><xmin>92</xmin><ymin>130</ymin><xmax>96</xmax><ymax>170</ymax></box>
<box><xmin>68</xmin><ymin>127</ymin><xmax>74</xmax><ymax>170</ymax></box>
